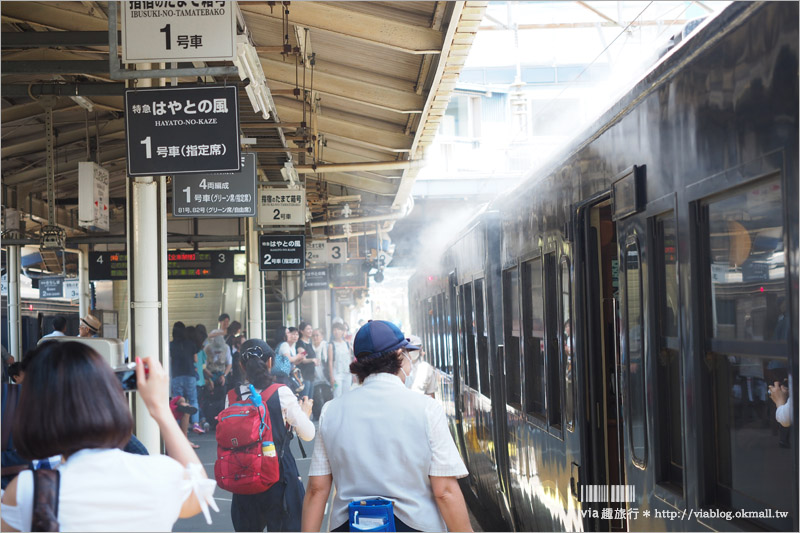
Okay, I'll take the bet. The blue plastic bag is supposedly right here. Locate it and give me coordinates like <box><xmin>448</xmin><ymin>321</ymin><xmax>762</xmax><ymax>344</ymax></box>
<box><xmin>348</xmin><ymin>498</ymin><xmax>396</xmax><ymax>532</ymax></box>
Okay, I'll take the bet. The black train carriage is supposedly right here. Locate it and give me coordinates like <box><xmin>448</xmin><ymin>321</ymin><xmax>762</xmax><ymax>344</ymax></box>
<box><xmin>409</xmin><ymin>2</ymin><xmax>798</xmax><ymax>531</ymax></box>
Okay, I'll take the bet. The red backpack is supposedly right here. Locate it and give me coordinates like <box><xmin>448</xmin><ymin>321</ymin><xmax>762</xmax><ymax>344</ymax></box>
<box><xmin>214</xmin><ymin>383</ymin><xmax>283</xmax><ymax>494</ymax></box>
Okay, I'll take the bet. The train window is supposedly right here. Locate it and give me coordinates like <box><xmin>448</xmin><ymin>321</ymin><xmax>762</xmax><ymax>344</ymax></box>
<box><xmin>651</xmin><ymin>212</ymin><xmax>683</xmax><ymax>490</ymax></box>
<box><xmin>522</xmin><ymin>258</ymin><xmax>546</xmax><ymax>419</ymax></box>
<box><xmin>544</xmin><ymin>252</ymin><xmax>562</xmax><ymax>429</ymax></box>
<box><xmin>503</xmin><ymin>267</ymin><xmax>522</xmax><ymax>409</ymax></box>
<box><xmin>474</xmin><ymin>278</ymin><xmax>491</xmax><ymax>397</ymax></box>
<box><xmin>560</xmin><ymin>257</ymin><xmax>575</xmax><ymax>431</ymax></box>
<box><xmin>700</xmin><ymin>177</ymin><xmax>792</xmax><ymax>524</ymax></box>
<box><xmin>463</xmin><ymin>282</ymin><xmax>478</xmax><ymax>389</ymax></box>
<box><xmin>437</xmin><ymin>293</ymin><xmax>447</xmax><ymax>372</ymax></box>
<box><xmin>624</xmin><ymin>239</ymin><xmax>647</xmax><ymax>466</ymax></box>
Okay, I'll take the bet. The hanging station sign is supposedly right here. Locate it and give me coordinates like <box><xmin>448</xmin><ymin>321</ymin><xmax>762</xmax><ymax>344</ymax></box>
<box><xmin>306</xmin><ymin>240</ymin><xmax>326</xmax><ymax>263</ymax></box>
<box><xmin>125</xmin><ymin>85</ymin><xmax>240</xmax><ymax>176</ymax></box>
<box><xmin>257</xmin><ymin>188</ymin><xmax>306</xmax><ymax>226</ymax></box>
<box><xmin>258</xmin><ymin>235</ymin><xmax>305</xmax><ymax>271</ymax></box>
<box><xmin>39</xmin><ymin>277</ymin><xmax>64</xmax><ymax>298</ymax></box>
<box><xmin>172</xmin><ymin>153</ymin><xmax>257</xmax><ymax>217</ymax></box>
<box><xmin>121</xmin><ymin>1</ymin><xmax>236</xmax><ymax>64</ymax></box>
<box><xmin>303</xmin><ymin>267</ymin><xmax>329</xmax><ymax>291</ymax></box>
<box><xmin>78</xmin><ymin>162</ymin><xmax>110</xmax><ymax>232</ymax></box>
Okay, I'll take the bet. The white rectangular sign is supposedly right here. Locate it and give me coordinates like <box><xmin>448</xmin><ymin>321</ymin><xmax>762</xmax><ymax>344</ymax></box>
<box><xmin>121</xmin><ymin>1</ymin><xmax>236</xmax><ymax>63</ymax></box>
<box><xmin>325</xmin><ymin>241</ymin><xmax>348</xmax><ymax>264</ymax></box>
<box><xmin>306</xmin><ymin>240</ymin><xmax>326</xmax><ymax>263</ymax></box>
<box><xmin>78</xmin><ymin>162</ymin><xmax>109</xmax><ymax>232</ymax></box>
<box><xmin>258</xmin><ymin>188</ymin><xmax>306</xmax><ymax>226</ymax></box>
<box><xmin>63</xmin><ymin>279</ymin><xmax>80</xmax><ymax>300</ymax></box>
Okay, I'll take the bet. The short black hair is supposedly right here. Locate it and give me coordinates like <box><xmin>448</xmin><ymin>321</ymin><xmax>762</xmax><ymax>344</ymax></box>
<box><xmin>13</xmin><ymin>341</ymin><xmax>133</xmax><ymax>460</ymax></box>
<box><xmin>350</xmin><ymin>348</ymin><xmax>404</xmax><ymax>383</ymax></box>
<box><xmin>52</xmin><ymin>316</ymin><xmax>67</xmax><ymax>332</ymax></box>
<box><xmin>219</xmin><ymin>313</ymin><xmax>230</xmax><ymax>322</ymax></box>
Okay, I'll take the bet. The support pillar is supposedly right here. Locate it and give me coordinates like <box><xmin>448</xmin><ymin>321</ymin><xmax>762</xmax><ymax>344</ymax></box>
<box><xmin>246</xmin><ymin>217</ymin><xmax>265</xmax><ymax>341</ymax></box>
<box><xmin>311</xmin><ymin>290</ymin><xmax>319</xmax><ymax>331</ymax></box>
<box><xmin>78</xmin><ymin>244</ymin><xmax>90</xmax><ymax>318</ymax></box>
<box><xmin>126</xmin><ymin>63</ymin><xmax>169</xmax><ymax>454</ymax></box>
<box><xmin>7</xmin><ymin>245</ymin><xmax>22</xmax><ymax>358</ymax></box>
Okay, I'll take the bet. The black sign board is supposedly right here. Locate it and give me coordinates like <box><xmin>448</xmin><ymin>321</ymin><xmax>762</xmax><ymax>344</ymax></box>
<box><xmin>329</xmin><ymin>262</ymin><xmax>368</xmax><ymax>289</ymax></box>
<box><xmin>89</xmin><ymin>250</ymin><xmax>245</xmax><ymax>280</ymax></box>
<box><xmin>304</xmin><ymin>267</ymin><xmax>329</xmax><ymax>291</ymax></box>
<box><xmin>259</xmin><ymin>235</ymin><xmax>305</xmax><ymax>271</ymax></box>
<box><xmin>173</xmin><ymin>153</ymin><xmax>257</xmax><ymax>217</ymax></box>
<box><xmin>125</xmin><ymin>86</ymin><xmax>240</xmax><ymax>176</ymax></box>
<box><xmin>39</xmin><ymin>277</ymin><xmax>64</xmax><ymax>298</ymax></box>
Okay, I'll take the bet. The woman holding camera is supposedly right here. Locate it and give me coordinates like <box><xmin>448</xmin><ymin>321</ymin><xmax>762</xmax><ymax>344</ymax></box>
<box><xmin>0</xmin><ymin>341</ymin><xmax>217</xmax><ymax>532</ymax></box>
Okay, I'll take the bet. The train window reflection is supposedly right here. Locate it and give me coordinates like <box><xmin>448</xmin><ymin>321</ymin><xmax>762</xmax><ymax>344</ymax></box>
<box><xmin>475</xmin><ymin>279</ymin><xmax>491</xmax><ymax>397</ymax></box>
<box><xmin>503</xmin><ymin>267</ymin><xmax>522</xmax><ymax>409</ymax></box>
<box><xmin>560</xmin><ymin>257</ymin><xmax>574</xmax><ymax>431</ymax></box>
<box><xmin>523</xmin><ymin>258</ymin><xmax>546</xmax><ymax>418</ymax></box>
<box><xmin>652</xmin><ymin>212</ymin><xmax>683</xmax><ymax>491</ymax></box>
<box><xmin>463</xmin><ymin>283</ymin><xmax>478</xmax><ymax>390</ymax></box>
<box><xmin>625</xmin><ymin>240</ymin><xmax>647</xmax><ymax>466</ymax></box>
<box><xmin>544</xmin><ymin>252</ymin><xmax>562</xmax><ymax>429</ymax></box>
<box><xmin>702</xmin><ymin>178</ymin><xmax>793</xmax><ymax>526</ymax></box>
<box><xmin>707</xmin><ymin>178</ymin><xmax>785</xmax><ymax>341</ymax></box>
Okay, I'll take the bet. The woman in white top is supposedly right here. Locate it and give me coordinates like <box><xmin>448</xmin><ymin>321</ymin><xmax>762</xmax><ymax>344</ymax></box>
<box><xmin>0</xmin><ymin>340</ymin><xmax>218</xmax><ymax>532</ymax></box>
<box><xmin>304</xmin><ymin>320</ymin><xmax>471</xmax><ymax>532</ymax></box>
<box><xmin>311</xmin><ymin>329</ymin><xmax>328</xmax><ymax>382</ymax></box>
<box><xmin>226</xmin><ymin>339</ymin><xmax>314</xmax><ymax>532</ymax></box>
<box><xmin>328</xmin><ymin>322</ymin><xmax>354</xmax><ymax>398</ymax></box>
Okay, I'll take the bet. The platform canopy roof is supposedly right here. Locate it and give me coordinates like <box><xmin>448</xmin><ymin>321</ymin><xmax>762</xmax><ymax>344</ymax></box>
<box><xmin>1</xmin><ymin>1</ymin><xmax>487</xmax><ymax>244</ymax></box>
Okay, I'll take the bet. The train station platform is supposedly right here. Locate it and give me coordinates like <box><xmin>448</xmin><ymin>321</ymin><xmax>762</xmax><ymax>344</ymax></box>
<box><xmin>173</xmin><ymin>422</ymin><xmax>483</xmax><ymax>532</ymax></box>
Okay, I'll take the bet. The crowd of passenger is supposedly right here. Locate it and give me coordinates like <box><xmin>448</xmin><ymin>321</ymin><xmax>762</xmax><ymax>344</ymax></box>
<box><xmin>0</xmin><ymin>313</ymin><xmax>467</xmax><ymax>532</ymax></box>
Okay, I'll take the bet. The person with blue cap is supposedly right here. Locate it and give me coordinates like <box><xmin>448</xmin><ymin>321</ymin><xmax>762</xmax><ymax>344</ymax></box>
<box><xmin>301</xmin><ymin>320</ymin><xmax>472</xmax><ymax>532</ymax></box>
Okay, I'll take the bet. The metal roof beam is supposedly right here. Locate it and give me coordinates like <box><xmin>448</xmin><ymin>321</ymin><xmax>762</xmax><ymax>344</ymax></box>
<box><xmin>260</xmin><ymin>57</ymin><xmax>425</xmax><ymax>114</ymax></box>
<box><xmin>1</xmin><ymin>30</ymin><xmax>119</xmax><ymax>47</ymax></box>
<box><xmin>2</xmin><ymin>118</ymin><xmax>125</xmax><ymax>159</ymax></box>
<box><xmin>2</xmin><ymin>83</ymin><xmax>125</xmax><ymax>97</ymax></box>
<box><xmin>305</xmin><ymin>172</ymin><xmax>397</xmax><ymax>196</ymax></box>
<box><xmin>0</xmin><ymin>3</ymin><xmax>108</xmax><ymax>31</ymax></box>
<box><xmin>274</xmin><ymin>102</ymin><xmax>412</xmax><ymax>152</ymax></box>
<box><xmin>2</xmin><ymin>146</ymin><xmax>128</xmax><ymax>186</ymax></box>
<box><xmin>240</xmin><ymin>2</ymin><xmax>444</xmax><ymax>54</ymax></box>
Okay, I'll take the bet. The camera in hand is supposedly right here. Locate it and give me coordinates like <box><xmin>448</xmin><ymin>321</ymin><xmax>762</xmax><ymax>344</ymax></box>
<box><xmin>114</xmin><ymin>363</ymin><xmax>137</xmax><ymax>391</ymax></box>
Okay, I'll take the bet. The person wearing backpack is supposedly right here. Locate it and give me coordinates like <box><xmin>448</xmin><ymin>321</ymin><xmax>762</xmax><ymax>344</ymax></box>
<box><xmin>219</xmin><ymin>339</ymin><xmax>314</xmax><ymax>532</ymax></box>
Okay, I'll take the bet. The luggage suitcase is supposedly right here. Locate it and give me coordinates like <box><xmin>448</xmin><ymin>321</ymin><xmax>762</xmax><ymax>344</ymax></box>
<box><xmin>312</xmin><ymin>381</ymin><xmax>332</xmax><ymax>420</ymax></box>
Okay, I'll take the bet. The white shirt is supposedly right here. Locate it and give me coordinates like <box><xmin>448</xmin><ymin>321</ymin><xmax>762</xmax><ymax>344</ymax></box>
<box><xmin>313</xmin><ymin>341</ymin><xmax>328</xmax><ymax>380</ymax></box>
<box><xmin>411</xmin><ymin>360</ymin><xmax>437</xmax><ymax>395</ymax></box>
<box><xmin>309</xmin><ymin>373</ymin><xmax>467</xmax><ymax>531</ymax></box>
<box><xmin>1</xmin><ymin>448</ymin><xmax>217</xmax><ymax>532</ymax></box>
<box><xmin>330</xmin><ymin>340</ymin><xmax>352</xmax><ymax>376</ymax></box>
<box><xmin>42</xmin><ymin>330</ymin><xmax>66</xmax><ymax>338</ymax></box>
<box><xmin>226</xmin><ymin>384</ymin><xmax>315</xmax><ymax>441</ymax></box>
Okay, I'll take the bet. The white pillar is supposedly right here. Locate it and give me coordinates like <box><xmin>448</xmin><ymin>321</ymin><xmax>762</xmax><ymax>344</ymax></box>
<box><xmin>246</xmin><ymin>217</ymin><xmax>265</xmax><ymax>340</ymax></box>
<box><xmin>78</xmin><ymin>244</ymin><xmax>90</xmax><ymax>319</ymax></box>
<box><xmin>311</xmin><ymin>290</ymin><xmax>319</xmax><ymax>329</ymax></box>
<box><xmin>127</xmin><ymin>64</ymin><xmax>169</xmax><ymax>454</ymax></box>
<box><xmin>7</xmin><ymin>245</ymin><xmax>22</xmax><ymax>358</ymax></box>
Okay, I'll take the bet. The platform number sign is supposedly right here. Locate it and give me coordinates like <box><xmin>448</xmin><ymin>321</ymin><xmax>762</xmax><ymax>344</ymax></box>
<box><xmin>259</xmin><ymin>235</ymin><xmax>305</xmax><ymax>272</ymax></box>
<box><xmin>325</xmin><ymin>242</ymin><xmax>348</xmax><ymax>264</ymax></box>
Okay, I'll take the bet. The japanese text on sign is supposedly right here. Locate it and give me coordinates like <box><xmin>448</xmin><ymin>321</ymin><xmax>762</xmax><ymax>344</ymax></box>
<box><xmin>173</xmin><ymin>153</ymin><xmax>256</xmax><ymax>218</ymax></box>
<box><xmin>125</xmin><ymin>86</ymin><xmax>239</xmax><ymax>176</ymax></box>
<box><xmin>258</xmin><ymin>187</ymin><xmax>306</xmax><ymax>226</ymax></box>
<box><xmin>122</xmin><ymin>1</ymin><xmax>235</xmax><ymax>63</ymax></box>
<box><xmin>259</xmin><ymin>235</ymin><xmax>305</xmax><ymax>272</ymax></box>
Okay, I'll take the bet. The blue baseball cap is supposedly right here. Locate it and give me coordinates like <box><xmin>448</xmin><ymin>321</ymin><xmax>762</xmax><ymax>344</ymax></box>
<box><xmin>354</xmin><ymin>320</ymin><xmax>419</xmax><ymax>360</ymax></box>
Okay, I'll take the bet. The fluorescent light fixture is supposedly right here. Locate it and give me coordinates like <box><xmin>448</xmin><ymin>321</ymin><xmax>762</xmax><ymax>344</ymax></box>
<box><xmin>233</xmin><ymin>35</ymin><xmax>271</xmax><ymax>120</ymax></box>
<box><xmin>70</xmin><ymin>95</ymin><xmax>94</xmax><ymax>112</ymax></box>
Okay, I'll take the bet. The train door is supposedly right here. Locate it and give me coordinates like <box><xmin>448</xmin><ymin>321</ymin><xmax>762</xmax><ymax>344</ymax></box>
<box><xmin>577</xmin><ymin>193</ymin><xmax>626</xmax><ymax>531</ymax></box>
<box><xmin>448</xmin><ymin>270</ymin><xmax>467</xmax><ymax>458</ymax></box>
